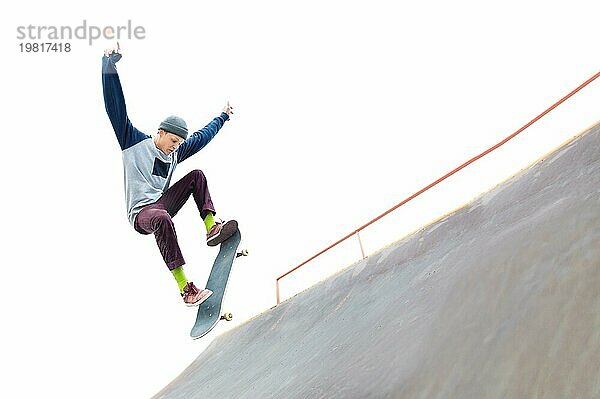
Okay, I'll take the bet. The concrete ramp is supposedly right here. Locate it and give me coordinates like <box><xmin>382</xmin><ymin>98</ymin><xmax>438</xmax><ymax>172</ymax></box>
<box><xmin>154</xmin><ymin>125</ymin><xmax>600</xmax><ymax>398</ymax></box>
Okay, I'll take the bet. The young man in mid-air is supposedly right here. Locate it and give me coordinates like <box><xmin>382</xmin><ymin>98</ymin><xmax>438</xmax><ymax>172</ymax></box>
<box><xmin>102</xmin><ymin>43</ymin><xmax>237</xmax><ymax>307</ymax></box>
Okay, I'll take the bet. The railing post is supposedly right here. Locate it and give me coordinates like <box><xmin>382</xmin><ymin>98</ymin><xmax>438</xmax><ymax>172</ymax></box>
<box><xmin>356</xmin><ymin>230</ymin><xmax>366</xmax><ymax>259</ymax></box>
<box><xmin>276</xmin><ymin>279</ymin><xmax>281</xmax><ymax>305</ymax></box>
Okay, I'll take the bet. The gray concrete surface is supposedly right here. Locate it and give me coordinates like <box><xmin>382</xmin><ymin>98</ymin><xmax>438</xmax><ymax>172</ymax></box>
<box><xmin>153</xmin><ymin>124</ymin><xmax>600</xmax><ymax>399</ymax></box>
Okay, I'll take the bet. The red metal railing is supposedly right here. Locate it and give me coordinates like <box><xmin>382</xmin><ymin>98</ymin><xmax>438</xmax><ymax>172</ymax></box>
<box><xmin>275</xmin><ymin>70</ymin><xmax>600</xmax><ymax>304</ymax></box>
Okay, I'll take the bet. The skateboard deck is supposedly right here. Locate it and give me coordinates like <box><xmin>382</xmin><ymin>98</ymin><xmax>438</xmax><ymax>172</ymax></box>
<box><xmin>190</xmin><ymin>228</ymin><xmax>242</xmax><ymax>339</ymax></box>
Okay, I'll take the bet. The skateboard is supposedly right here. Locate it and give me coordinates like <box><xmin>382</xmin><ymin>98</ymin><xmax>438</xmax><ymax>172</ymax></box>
<box><xmin>190</xmin><ymin>228</ymin><xmax>248</xmax><ymax>339</ymax></box>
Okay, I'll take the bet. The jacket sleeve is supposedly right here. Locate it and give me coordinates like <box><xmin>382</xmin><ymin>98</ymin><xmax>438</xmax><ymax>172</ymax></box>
<box><xmin>102</xmin><ymin>53</ymin><xmax>148</xmax><ymax>150</ymax></box>
<box><xmin>177</xmin><ymin>113</ymin><xmax>229</xmax><ymax>163</ymax></box>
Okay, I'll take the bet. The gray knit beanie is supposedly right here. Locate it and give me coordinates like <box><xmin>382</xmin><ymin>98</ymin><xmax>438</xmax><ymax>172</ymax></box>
<box><xmin>159</xmin><ymin>115</ymin><xmax>188</xmax><ymax>140</ymax></box>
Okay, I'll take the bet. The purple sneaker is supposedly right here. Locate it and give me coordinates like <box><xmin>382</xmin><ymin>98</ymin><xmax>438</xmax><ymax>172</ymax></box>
<box><xmin>182</xmin><ymin>282</ymin><xmax>212</xmax><ymax>307</ymax></box>
<box><xmin>206</xmin><ymin>219</ymin><xmax>238</xmax><ymax>247</ymax></box>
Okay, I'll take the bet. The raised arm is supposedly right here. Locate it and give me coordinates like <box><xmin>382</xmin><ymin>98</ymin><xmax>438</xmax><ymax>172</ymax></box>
<box><xmin>101</xmin><ymin>46</ymin><xmax>148</xmax><ymax>150</ymax></box>
<box><xmin>177</xmin><ymin>110</ymin><xmax>231</xmax><ymax>163</ymax></box>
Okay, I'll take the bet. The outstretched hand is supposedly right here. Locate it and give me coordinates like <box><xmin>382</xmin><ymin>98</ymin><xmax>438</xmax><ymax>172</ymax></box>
<box><xmin>223</xmin><ymin>101</ymin><xmax>234</xmax><ymax>117</ymax></box>
<box><xmin>104</xmin><ymin>41</ymin><xmax>121</xmax><ymax>58</ymax></box>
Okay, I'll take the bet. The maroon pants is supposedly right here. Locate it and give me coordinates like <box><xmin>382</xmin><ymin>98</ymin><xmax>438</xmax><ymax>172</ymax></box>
<box><xmin>134</xmin><ymin>169</ymin><xmax>215</xmax><ymax>270</ymax></box>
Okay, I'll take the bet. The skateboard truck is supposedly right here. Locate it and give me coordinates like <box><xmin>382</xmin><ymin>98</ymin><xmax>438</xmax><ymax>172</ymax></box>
<box><xmin>220</xmin><ymin>312</ymin><xmax>233</xmax><ymax>321</ymax></box>
<box><xmin>236</xmin><ymin>249</ymin><xmax>249</xmax><ymax>258</ymax></box>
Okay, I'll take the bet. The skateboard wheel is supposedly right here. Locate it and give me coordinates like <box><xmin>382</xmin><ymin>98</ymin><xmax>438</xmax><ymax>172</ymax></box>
<box><xmin>236</xmin><ymin>249</ymin><xmax>249</xmax><ymax>257</ymax></box>
<box><xmin>221</xmin><ymin>312</ymin><xmax>233</xmax><ymax>321</ymax></box>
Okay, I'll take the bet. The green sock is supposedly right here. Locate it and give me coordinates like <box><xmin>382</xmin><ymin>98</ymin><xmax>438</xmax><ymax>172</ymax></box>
<box><xmin>203</xmin><ymin>212</ymin><xmax>216</xmax><ymax>233</ymax></box>
<box><xmin>172</xmin><ymin>266</ymin><xmax>188</xmax><ymax>293</ymax></box>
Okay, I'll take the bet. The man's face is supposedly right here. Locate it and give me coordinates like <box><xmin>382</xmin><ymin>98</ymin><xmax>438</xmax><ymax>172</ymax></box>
<box><xmin>156</xmin><ymin>130</ymin><xmax>184</xmax><ymax>155</ymax></box>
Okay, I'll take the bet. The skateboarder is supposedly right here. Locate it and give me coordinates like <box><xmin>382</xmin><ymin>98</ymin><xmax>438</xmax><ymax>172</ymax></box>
<box><xmin>102</xmin><ymin>43</ymin><xmax>237</xmax><ymax>307</ymax></box>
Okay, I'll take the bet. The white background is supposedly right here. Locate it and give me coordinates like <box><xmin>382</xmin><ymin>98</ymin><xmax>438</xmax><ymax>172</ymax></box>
<box><xmin>2</xmin><ymin>1</ymin><xmax>599</xmax><ymax>398</ymax></box>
